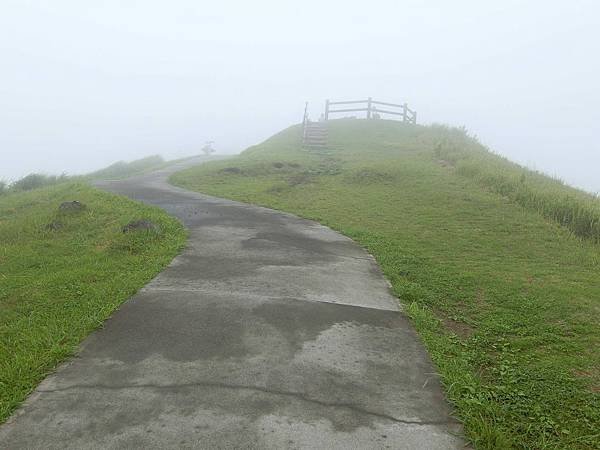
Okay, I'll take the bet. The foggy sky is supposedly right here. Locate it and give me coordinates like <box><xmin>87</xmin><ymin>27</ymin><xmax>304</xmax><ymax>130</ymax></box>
<box><xmin>1</xmin><ymin>1</ymin><xmax>599</xmax><ymax>192</ymax></box>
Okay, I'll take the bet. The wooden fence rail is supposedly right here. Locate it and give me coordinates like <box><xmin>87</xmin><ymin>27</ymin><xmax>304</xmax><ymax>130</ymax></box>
<box><xmin>324</xmin><ymin>97</ymin><xmax>417</xmax><ymax>124</ymax></box>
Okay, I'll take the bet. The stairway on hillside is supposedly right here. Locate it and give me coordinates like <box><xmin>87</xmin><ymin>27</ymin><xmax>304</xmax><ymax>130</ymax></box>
<box><xmin>302</xmin><ymin>121</ymin><xmax>328</xmax><ymax>148</ymax></box>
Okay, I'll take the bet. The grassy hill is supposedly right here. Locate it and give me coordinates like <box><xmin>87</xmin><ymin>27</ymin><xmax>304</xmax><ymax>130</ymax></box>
<box><xmin>0</xmin><ymin>182</ymin><xmax>186</xmax><ymax>422</ymax></box>
<box><xmin>171</xmin><ymin>119</ymin><xmax>600</xmax><ymax>449</ymax></box>
<box><xmin>85</xmin><ymin>154</ymin><xmax>167</xmax><ymax>180</ymax></box>
<box><xmin>0</xmin><ymin>156</ymin><xmax>169</xmax><ymax>196</ymax></box>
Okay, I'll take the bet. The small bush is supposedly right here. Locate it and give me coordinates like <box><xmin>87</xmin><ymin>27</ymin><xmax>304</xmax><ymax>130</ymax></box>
<box><xmin>0</xmin><ymin>181</ymin><xmax>7</xmax><ymax>196</ymax></box>
<box><xmin>10</xmin><ymin>173</ymin><xmax>69</xmax><ymax>192</ymax></box>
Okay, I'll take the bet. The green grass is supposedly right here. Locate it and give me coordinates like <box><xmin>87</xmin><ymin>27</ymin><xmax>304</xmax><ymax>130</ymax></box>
<box><xmin>430</xmin><ymin>126</ymin><xmax>600</xmax><ymax>242</ymax></box>
<box><xmin>1</xmin><ymin>154</ymin><xmax>201</xmax><ymax>195</ymax></box>
<box><xmin>86</xmin><ymin>155</ymin><xmax>167</xmax><ymax>180</ymax></box>
<box><xmin>0</xmin><ymin>182</ymin><xmax>186</xmax><ymax>422</ymax></box>
<box><xmin>171</xmin><ymin>119</ymin><xmax>600</xmax><ymax>449</ymax></box>
<box><xmin>5</xmin><ymin>173</ymin><xmax>71</xmax><ymax>193</ymax></box>
<box><xmin>0</xmin><ymin>156</ymin><xmax>167</xmax><ymax>195</ymax></box>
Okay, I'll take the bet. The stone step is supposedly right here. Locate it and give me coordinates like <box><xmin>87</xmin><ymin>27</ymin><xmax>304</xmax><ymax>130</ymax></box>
<box><xmin>304</xmin><ymin>137</ymin><xmax>328</xmax><ymax>142</ymax></box>
<box><xmin>303</xmin><ymin>122</ymin><xmax>328</xmax><ymax>147</ymax></box>
<box><xmin>303</xmin><ymin>143</ymin><xmax>327</xmax><ymax>148</ymax></box>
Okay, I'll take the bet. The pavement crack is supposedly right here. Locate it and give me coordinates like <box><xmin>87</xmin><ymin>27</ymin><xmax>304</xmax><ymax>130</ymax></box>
<box><xmin>38</xmin><ymin>381</ymin><xmax>458</xmax><ymax>426</ymax></box>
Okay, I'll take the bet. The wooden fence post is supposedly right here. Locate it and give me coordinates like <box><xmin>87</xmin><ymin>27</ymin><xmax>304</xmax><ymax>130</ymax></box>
<box><xmin>412</xmin><ymin>110</ymin><xmax>417</xmax><ymax>124</ymax></box>
<box><xmin>402</xmin><ymin>103</ymin><xmax>408</xmax><ymax>122</ymax></box>
<box><xmin>324</xmin><ymin>99</ymin><xmax>330</xmax><ymax>120</ymax></box>
<box><xmin>367</xmin><ymin>97</ymin><xmax>372</xmax><ymax>119</ymax></box>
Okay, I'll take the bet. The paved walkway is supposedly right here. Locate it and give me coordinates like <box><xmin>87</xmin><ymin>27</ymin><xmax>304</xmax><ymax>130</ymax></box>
<box><xmin>0</xmin><ymin>158</ymin><xmax>464</xmax><ymax>449</ymax></box>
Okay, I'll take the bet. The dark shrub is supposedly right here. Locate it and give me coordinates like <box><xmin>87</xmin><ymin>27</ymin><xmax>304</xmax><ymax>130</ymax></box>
<box><xmin>11</xmin><ymin>173</ymin><xmax>68</xmax><ymax>192</ymax></box>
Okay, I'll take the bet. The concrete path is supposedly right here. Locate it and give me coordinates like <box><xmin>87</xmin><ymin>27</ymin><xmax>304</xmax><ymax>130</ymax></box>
<box><xmin>0</xmin><ymin>158</ymin><xmax>464</xmax><ymax>449</ymax></box>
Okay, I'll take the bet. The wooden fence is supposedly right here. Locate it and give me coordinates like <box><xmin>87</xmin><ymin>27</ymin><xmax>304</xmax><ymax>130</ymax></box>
<box><xmin>324</xmin><ymin>97</ymin><xmax>417</xmax><ymax>124</ymax></box>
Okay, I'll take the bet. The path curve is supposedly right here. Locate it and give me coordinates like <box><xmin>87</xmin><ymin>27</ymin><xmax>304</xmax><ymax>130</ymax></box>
<box><xmin>0</xmin><ymin>158</ymin><xmax>464</xmax><ymax>449</ymax></box>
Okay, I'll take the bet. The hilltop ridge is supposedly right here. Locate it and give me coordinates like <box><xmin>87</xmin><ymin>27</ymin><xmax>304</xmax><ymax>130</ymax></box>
<box><xmin>172</xmin><ymin>119</ymin><xmax>600</xmax><ymax>449</ymax></box>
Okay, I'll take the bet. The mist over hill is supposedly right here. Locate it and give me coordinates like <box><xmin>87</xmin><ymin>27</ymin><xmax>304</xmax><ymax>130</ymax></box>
<box><xmin>1</xmin><ymin>1</ymin><xmax>599</xmax><ymax>192</ymax></box>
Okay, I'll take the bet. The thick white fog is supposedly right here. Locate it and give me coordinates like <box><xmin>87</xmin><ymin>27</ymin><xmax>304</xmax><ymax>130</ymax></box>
<box><xmin>1</xmin><ymin>1</ymin><xmax>599</xmax><ymax>192</ymax></box>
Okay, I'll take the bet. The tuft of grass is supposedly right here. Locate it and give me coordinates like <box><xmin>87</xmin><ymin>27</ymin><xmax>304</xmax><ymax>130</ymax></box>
<box><xmin>171</xmin><ymin>119</ymin><xmax>600</xmax><ymax>449</ymax></box>
<box><xmin>0</xmin><ymin>182</ymin><xmax>186</xmax><ymax>422</ymax></box>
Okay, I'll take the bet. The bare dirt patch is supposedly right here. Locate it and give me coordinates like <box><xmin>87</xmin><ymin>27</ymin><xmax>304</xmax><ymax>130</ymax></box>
<box><xmin>442</xmin><ymin>317</ymin><xmax>474</xmax><ymax>339</ymax></box>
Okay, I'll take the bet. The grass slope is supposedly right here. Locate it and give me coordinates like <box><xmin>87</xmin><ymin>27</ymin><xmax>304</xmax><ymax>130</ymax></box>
<box><xmin>172</xmin><ymin>119</ymin><xmax>600</xmax><ymax>449</ymax></box>
<box><xmin>0</xmin><ymin>183</ymin><xmax>186</xmax><ymax>422</ymax></box>
<box><xmin>86</xmin><ymin>155</ymin><xmax>166</xmax><ymax>181</ymax></box>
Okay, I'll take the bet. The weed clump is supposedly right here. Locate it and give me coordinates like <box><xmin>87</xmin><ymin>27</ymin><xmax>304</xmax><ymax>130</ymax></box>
<box><xmin>122</xmin><ymin>219</ymin><xmax>160</xmax><ymax>233</ymax></box>
<box><xmin>344</xmin><ymin>168</ymin><xmax>396</xmax><ymax>185</ymax></box>
<box><xmin>58</xmin><ymin>201</ymin><xmax>86</xmax><ymax>213</ymax></box>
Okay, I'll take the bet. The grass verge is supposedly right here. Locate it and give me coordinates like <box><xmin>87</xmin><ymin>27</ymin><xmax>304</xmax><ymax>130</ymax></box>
<box><xmin>430</xmin><ymin>126</ymin><xmax>600</xmax><ymax>242</ymax></box>
<box><xmin>171</xmin><ymin>119</ymin><xmax>600</xmax><ymax>449</ymax></box>
<box><xmin>85</xmin><ymin>155</ymin><xmax>167</xmax><ymax>181</ymax></box>
<box><xmin>0</xmin><ymin>182</ymin><xmax>186</xmax><ymax>422</ymax></box>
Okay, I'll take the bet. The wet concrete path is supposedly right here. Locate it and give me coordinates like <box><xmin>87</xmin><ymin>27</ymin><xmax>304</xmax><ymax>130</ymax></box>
<box><xmin>1</xmin><ymin>158</ymin><xmax>464</xmax><ymax>449</ymax></box>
